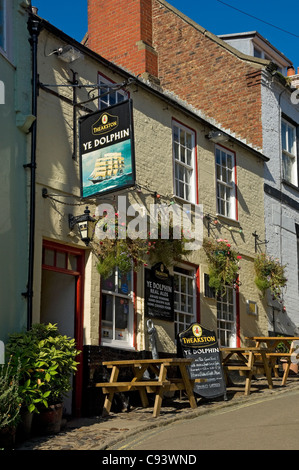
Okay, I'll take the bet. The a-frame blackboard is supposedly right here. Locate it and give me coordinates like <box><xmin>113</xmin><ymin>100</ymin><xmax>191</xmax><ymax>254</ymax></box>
<box><xmin>177</xmin><ymin>323</ymin><xmax>227</xmax><ymax>400</ymax></box>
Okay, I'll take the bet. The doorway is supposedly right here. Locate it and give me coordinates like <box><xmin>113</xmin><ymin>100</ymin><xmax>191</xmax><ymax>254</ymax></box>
<box><xmin>40</xmin><ymin>240</ymin><xmax>85</xmax><ymax>416</ymax></box>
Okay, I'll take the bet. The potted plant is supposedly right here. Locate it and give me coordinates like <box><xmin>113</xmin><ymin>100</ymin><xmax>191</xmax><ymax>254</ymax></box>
<box><xmin>203</xmin><ymin>238</ymin><xmax>242</xmax><ymax>295</ymax></box>
<box><xmin>0</xmin><ymin>358</ymin><xmax>22</xmax><ymax>448</ymax></box>
<box><xmin>254</xmin><ymin>253</ymin><xmax>287</xmax><ymax>301</ymax></box>
<box><xmin>6</xmin><ymin>323</ymin><xmax>80</xmax><ymax>436</ymax></box>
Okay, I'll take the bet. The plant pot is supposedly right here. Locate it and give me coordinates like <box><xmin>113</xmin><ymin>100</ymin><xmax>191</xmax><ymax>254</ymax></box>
<box><xmin>17</xmin><ymin>407</ymin><xmax>33</xmax><ymax>442</ymax></box>
<box><xmin>33</xmin><ymin>403</ymin><xmax>63</xmax><ymax>436</ymax></box>
<box><xmin>0</xmin><ymin>426</ymin><xmax>16</xmax><ymax>449</ymax></box>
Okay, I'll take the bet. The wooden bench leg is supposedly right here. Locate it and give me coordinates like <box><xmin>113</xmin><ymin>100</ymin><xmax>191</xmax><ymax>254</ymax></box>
<box><xmin>179</xmin><ymin>365</ymin><xmax>197</xmax><ymax>409</ymax></box>
<box><xmin>153</xmin><ymin>364</ymin><xmax>167</xmax><ymax>418</ymax></box>
<box><xmin>139</xmin><ymin>388</ymin><xmax>149</xmax><ymax>408</ymax></box>
<box><xmin>102</xmin><ymin>366</ymin><xmax>119</xmax><ymax>417</ymax></box>
<box><xmin>261</xmin><ymin>353</ymin><xmax>273</xmax><ymax>389</ymax></box>
<box><xmin>281</xmin><ymin>361</ymin><xmax>290</xmax><ymax>386</ymax></box>
<box><xmin>244</xmin><ymin>371</ymin><xmax>253</xmax><ymax>396</ymax></box>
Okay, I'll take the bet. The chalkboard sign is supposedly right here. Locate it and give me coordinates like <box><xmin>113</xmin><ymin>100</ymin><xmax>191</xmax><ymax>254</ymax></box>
<box><xmin>177</xmin><ymin>323</ymin><xmax>227</xmax><ymax>400</ymax></box>
<box><xmin>145</xmin><ymin>263</ymin><xmax>174</xmax><ymax>321</ymax></box>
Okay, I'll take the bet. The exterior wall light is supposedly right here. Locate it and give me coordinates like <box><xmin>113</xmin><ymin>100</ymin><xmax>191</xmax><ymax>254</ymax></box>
<box><xmin>69</xmin><ymin>207</ymin><xmax>96</xmax><ymax>246</ymax></box>
<box><xmin>55</xmin><ymin>45</ymin><xmax>83</xmax><ymax>63</ymax></box>
<box><xmin>207</xmin><ymin>130</ymin><xmax>229</xmax><ymax>143</ymax></box>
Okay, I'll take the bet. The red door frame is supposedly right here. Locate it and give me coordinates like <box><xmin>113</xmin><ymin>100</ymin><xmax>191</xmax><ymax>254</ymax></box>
<box><xmin>42</xmin><ymin>240</ymin><xmax>85</xmax><ymax>417</ymax></box>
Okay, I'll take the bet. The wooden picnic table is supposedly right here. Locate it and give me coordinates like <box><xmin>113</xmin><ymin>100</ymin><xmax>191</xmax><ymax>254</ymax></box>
<box><xmin>96</xmin><ymin>357</ymin><xmax>199</xmax><ymax>418</ymax></box>
<box><xmin>246</xmin><ymin>336</ymin><xmax>299</xmax><ymax>385</ymax></box>
<box><xmin>220</xmin><ymin>347</ymin><xmax>273</xmax><ymax>396</ymax></box>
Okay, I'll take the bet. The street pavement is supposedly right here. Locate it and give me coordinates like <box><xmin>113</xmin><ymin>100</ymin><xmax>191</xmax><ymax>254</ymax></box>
<box><xmin>16</xmin><ymin>374</ymin><xmax>299</xmax><ymax>451</ymax></box>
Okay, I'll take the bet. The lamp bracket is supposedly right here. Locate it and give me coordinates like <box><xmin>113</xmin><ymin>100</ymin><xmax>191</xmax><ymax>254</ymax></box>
<box><xmin>252</xmin><ymin>231</ymin><xmax>269</xmax><ymax>252</ymax></box>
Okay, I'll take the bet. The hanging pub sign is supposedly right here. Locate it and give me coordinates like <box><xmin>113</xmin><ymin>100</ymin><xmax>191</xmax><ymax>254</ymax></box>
<box><xmin>177</xmin><ymin>323</ymin><xmax>227</xmax><ymax>400</ymax></box>
<box><xmin>145</xmin><ymin>263</ymin><xmax>174</xmax><ymax>321</ymax></box>
<box><xmin>79</xmin><ymin>99</ymin><xmax>136</xmax><ymax>198</ymax></box>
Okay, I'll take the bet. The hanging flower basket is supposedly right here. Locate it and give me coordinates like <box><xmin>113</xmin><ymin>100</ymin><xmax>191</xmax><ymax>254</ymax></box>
<box><xmin>254</xmin><ymin>253</ymin><xmax>287</xmax><ymax>301</ymax></box>
<box><xmin>203</xmin><ymin>238</ymin><xmax>241</xmax><ymax>296</ymax></box>
<box><xmin>91</xmin><ymin>214</ymin><xmax>192</xmax><ymax>278</ymax></box>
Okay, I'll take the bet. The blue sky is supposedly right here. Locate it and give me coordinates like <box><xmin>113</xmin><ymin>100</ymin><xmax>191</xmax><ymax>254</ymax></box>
<box><xmin>32</xmin><ymin>0</ymin><xmax>298</xmax><ymax>67</ymax></box>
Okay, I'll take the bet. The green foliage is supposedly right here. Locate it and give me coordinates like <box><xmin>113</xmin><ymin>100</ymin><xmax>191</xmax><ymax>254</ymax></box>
<box><xmin>275</xmin><ymin>338</ymin><xmax>291</xmax><ymax>353</ymax></box>
<box><xmin>0</xmin><ymin>359</ymin><xmax>22</xmax><ymax>429</ymax></box>
<box><xmin>254</xmin><ymin>253</ymin><xmax>287</xmax><ymax>301</ymax></box>
<box><xmin>93</xmin><ymin>215</ymin><xmax>191</xmax><ymax>279</ymax></box>
<box><xmin>203</xmin><ymin>238</ymin><xmax>241</xmax><ymax>296</ymax></box>
<box><xmin>6</xmin><ymin>324</ymin><xmax>80</xmax><ymax>411</ymax></box>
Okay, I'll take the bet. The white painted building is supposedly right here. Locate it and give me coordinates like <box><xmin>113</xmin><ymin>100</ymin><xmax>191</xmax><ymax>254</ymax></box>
<box><xmin>221</xmin><ymin>31</ymin><xmax>299</xmax><ymax>335</ymax></box>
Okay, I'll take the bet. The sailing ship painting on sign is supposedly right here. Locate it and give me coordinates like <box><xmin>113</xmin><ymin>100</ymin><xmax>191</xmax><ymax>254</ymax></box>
<box><xmin>79</xmin><ymin>100</ymin><xmax>135</xmax><ymax>198</ymax></box>
<box><xmin>89</xmin><ymin>152</ymin><xmax>125</xmax><ymax>184</ymax></box>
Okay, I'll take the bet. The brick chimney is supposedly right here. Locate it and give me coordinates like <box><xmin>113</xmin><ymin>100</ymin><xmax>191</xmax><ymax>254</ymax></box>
<box><xmin>88</xmin><ymin>0</ymin><xmax>158</xmax><ymax>82</ymax></box>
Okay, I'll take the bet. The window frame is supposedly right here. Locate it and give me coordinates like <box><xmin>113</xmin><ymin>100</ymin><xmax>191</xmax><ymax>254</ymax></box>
<box><xmin>173</xmin><ymin>264</ymin><xmax>198</xmax><ymax>338</ymax></box>
<box><xmin>0</xmin><ymin>0</ymin><xmax>12</xmax><ymax>60</ymax></box>
<box><xmin>281</xmin><ymin>117</ymin><xmax>298</xmax><ymax>186</ymax></box>
<box><xmin>215</xmin><ymin>144</ymin><xmax>237</xmax><ymax>220</ymax></box>
<box><xmin>172</xmin><ymin>119</ymin><xmax>197</xmax><ymax>204</ymax></box>
<box><xmin>98</xmin><ymin>72</ymin><xmax>129</xmax><ymax>110</ymax></box>
<box><xmin>0</xmin><ymin>0</ymin><xmax>6</xmax><ymax>53</ymax></box>
<box><xmin>216</xmin><ymin>286</ymin><xmax>237</xmax><ymax>347</ymax></box>
<box><xmin>100</xmin><ymin>267</ymin><xmax>135</xmax><ymax>349</ymax></box>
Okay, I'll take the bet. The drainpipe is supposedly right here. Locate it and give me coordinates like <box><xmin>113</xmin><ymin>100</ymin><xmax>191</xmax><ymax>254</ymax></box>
<box><xmin>24</xmin><ymin>13</ymin><xmax>42</xmax><ymax>330</ymax></box>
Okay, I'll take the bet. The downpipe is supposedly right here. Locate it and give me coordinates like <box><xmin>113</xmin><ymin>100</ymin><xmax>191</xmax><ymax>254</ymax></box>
<box><xmin>24</xmin><ymin>13</ymin><xmax>42</xmax><ymax>330</ymax></box>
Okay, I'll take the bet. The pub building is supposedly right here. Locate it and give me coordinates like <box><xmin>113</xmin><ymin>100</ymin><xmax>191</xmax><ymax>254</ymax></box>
<box><xmin>29</xmin><ymin>13</ymin><xmax>269</xmax><ymax>417</ymax></box>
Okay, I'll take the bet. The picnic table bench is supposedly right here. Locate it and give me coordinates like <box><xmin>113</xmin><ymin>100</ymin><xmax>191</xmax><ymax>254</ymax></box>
<box><xmin>246</xmin><ymin>336</ymin><xmax>299</xmax><ymax>386</ymax></box>
<box><xmin>96</xmin><ymin>357</ymin><xmax>203</xmax><ymax>418</ymax></box>
<box><xmin>220</xmin><ymin>347</ymin><xmax>273</xmax><ymax>395</ymax></box>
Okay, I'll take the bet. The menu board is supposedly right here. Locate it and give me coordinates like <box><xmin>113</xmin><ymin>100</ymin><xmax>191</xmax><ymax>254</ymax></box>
<box><xmin>177</xmin><ymin>323</ymin><xmax>226</xmax><ymax>399</ymax></box>
<box><xmin>145</xmin><ymin>263</ymin><xmax>174</xmax><ymax>321</ymax></box>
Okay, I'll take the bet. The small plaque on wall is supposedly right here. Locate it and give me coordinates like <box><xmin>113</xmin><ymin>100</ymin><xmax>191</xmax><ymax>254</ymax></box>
<box><xmin>246</xmin><ymin>300</ymin><xmax>258</xmax><ymax>315</ymax></box>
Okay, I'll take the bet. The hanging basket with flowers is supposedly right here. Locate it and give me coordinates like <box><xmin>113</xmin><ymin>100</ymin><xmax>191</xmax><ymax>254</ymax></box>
<box><xmin>203</xmin><ymin>238</ymin><xmax>242</xmax><ymax>295</ymax></box>
<box><xmin>91</xmin><ymin>213</ymin><xmax>192</xmax><ymax>279</ymax></box>
<box><xmin>254</xmin><ymin>253</ymin><xmax>287</xmax><ymax>301</ymax></box>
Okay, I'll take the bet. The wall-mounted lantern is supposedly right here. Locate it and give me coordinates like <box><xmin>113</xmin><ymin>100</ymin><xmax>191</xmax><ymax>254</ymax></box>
<box><xmin>69</xmin><ymin>207</ymin><xmax>96</xmax><ymax>246</ymax></box>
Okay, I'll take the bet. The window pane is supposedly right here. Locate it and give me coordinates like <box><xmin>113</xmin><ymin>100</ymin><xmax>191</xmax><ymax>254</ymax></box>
<box><xmin>288</xmin><ymin>126</ymin><xmax>294</xmax><ymax>153</ymax></box>
<box><xmin>281</xmin><ymin>121</ymin><xmax>287</xmax><ymax>150</ymax></box>
<box><xmin>102</xmin><ymin>294</ymin><xmax>113</xmax><ymax>324</ymax></box>
<box><xmin>68</xmin><ymin>254</ymin><xmax>78</xmax><ymax>272</ymax></box>
<box><xmin>56</xmin><ymin>251</ymin><xmax>66</xmax><ymax>269</ymax></box>
<box><xmin>44</xmin><ymin>248</ymin><xmax>54</xmax><ymax>266</ymax></box>
<box><xmin>115</xmin><ymin>297</ymin><xmax>129</xmax><ymax>330</ymax></box>
<box><xmin>101</xmin><ymin>271</ymin><xmax>116</xmax><ymax>291</ymax></box>
<box><xmin>0</xmin><ymin>0</ymin><xmax>5</xmax><ymax>51</ymax></box>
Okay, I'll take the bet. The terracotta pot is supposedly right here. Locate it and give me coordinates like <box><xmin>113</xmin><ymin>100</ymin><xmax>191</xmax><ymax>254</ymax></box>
<box><xmin>33</xmin><ymin>403</ymin><xmax>63</xmax><ymax>435</ymax></box>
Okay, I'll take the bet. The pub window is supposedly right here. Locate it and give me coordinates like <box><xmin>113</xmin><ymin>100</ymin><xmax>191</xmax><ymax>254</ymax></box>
<box><xmin>172</xmin><ymin>120</ymin><xmax>196</xmax><ymax>203</ymax></box>
<box><xmin>215</xmin><ymin>145</ymin><xmax>237</xmax><ymax>219</ymax></box>
<box><xmin>101</xmin><ymin>267</ymin><xmax>134</xmax><ymax>348</ymax></box>
<box><xmin>0</xmin><ymin>0</ymin><xmax>12</xmax><ymax>59</ymax></box>
<box><xmin>0</xmin><ymin>0</ymin><xmax>5</xmax><ymax>52</ymax></box>
<box><xmin>217</xmin><ymin>286</ymin><xmax>236</xmax><ymax>347</ymax></box>
<box><xmin>174</xmin><ymin>265</ymin><xmax>196</xmax><ymax>337</ymax></box>
<box><xmin>281</xmin><ymin>118</ymin><xmax>298</xmax><ymax>186</ymax></box>
<box><xmin>98</xmin><ymin>73</ymin><xmax>128</xmax><ymax>110</ymax></box>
